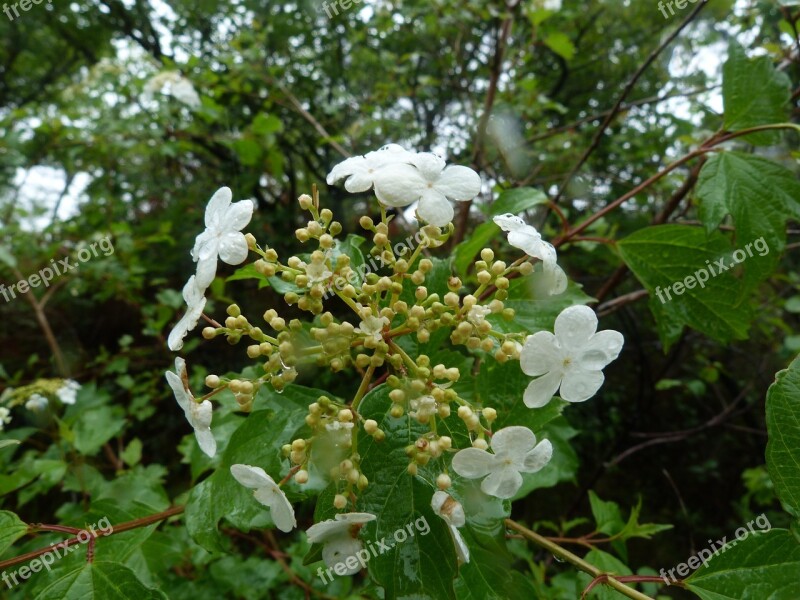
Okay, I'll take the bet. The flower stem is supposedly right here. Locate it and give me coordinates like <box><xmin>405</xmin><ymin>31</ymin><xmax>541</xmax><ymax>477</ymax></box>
<box><xmin>504</xmin><ymin>519</ymin><xmax>655</xmax><ymax>600</ymax></box>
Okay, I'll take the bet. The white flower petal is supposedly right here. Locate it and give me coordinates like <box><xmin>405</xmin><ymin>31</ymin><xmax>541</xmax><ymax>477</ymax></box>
<box><xmin>544</xmin><ymin>261</ymin><xmax>568</xmax><ymax>295</ymax></box>
<box><xmin>411</xmin><ymin>152</ymin><xmax>447</xmax><ymax>179</ymax></box>
<box><xmin>450</xmin><ymin>525</ymin><xmax>470</xmax><ymax>564</ymax></box>
<box><xmin>579</xmin><ymin>330</ymin><xmax>625</xmax><ymax>370</ymax></box>
<box><xmin>507</xmin><ymin>228</ymin><xmax>544</xmax><ymax>257</ymax></box>
<box><xmin>268</xmin><ymin>491</ymin><xmax>297</xmax><ymax>532</ymax></box>
<box><xmin>194</xmin><ymin>257</ymin><xmax>217</xmax><ymax>291</ymax></box>
<box><xmin>166</xmin><ymin>370</ymin><xmax>191</xmax><ymax>411</ymax></box>
<box><xmin>327</xmin><ymin>156</ymin><xmax>365</xmax><ymax>185</ymax></box>
<box><xmin>451</xmin><ymin>447</ymin><xmax>498</xmax><ymax>479</ymax></box>
<box><xmin>191</xmin><ymin>230</ymin><xmax>219</xmax><ymax>263</ymax></box>
<box><xmin>523</xmin><ymin>370</ymin><xmax>562</xmax><ymax>408</ymax></box>
<box><xmin>554</xmin><ymin>305</ymin><xmax>598</xmax><ymax>349</ymax></box>
<box><xmin>343</xmin><ymin>170</ymin><xmax>376</xmax><ymax>193</ymax></box>
<box><xmin>335</xmin><ymin>512</ymin><xmax>376</xmax><ymax>525</ymax></box>
<box><xmin>230</xmin><ymin>464</ymin><xmax>273</xmax><ymax>489</ymax></box>
<box><xmin>195</xmin><ymin>427</ymin><xmax>217</xmax><ymax>458</ymax></box>
<box><xmin>373</xmin><ymin>163</ymin><xmax>426</xmax><ymax>207</ymax></box>
<box><xmin>520</xmin><ymin>331</ymin><xmax>560</xmax><ymax>376</ymax></box>
<box><xmin>490</xmin><ymin>426</ymin><xmax>537</xmax><ymax>465</ymax></box>
<box><xmin>431</xmin><ymin>491</ymin><xmax>465</xmax><ymax>527</ymax></box>
<box><xmin>521</xmin><ymin>439</ymin><xmax>553</xmax><ymax>473</ymax></box>
<box><xmin>417</xmin><ymin>189</ymin><xmax>454</xmax><ymax>226</ymax></box>
<box><xmin>191</xmin><ymin>399</ymin><xmax>214</xmax><ymax>429</ymax></box>
<box><xmin>435</xmin><ymin>165</ymin><xmax>481</xmax><ymax>201</ymax></box>
<box><xmin>480</xmin><ymin>467</ymin><xmax>522</xmax><ymax>499</ymax></box>
<box><xmin>307</xmin><ymin>520</ymin><xmax>349</xmax><ymax>544</ymax></box>
<box><xmin>322</xmin><ymin>537</ymin><xmax>363</xmax><ymax>574</ymax></box>
<box><xmin>205</xmin><ymin>187</ymin><xmax>233</xmax><ymax>229</ymax></box>
<box><xmin>559</xmin><ymin>367</ymin><xmax>605</xmax><ymax>403</ymax></box>
<box><xmin>222</xmin><ymin>199</ymin><xmax>254</xmax><ymax>231</ymax></box>
<box><xmin>493</xmin><ymin>214</ymin><xmax>527</xmax><ymax>232</ymax></box>
<box><xmin>218</xmin><ymin>232</ymin><xmax>249</xmax><ymax>265</ymax></box>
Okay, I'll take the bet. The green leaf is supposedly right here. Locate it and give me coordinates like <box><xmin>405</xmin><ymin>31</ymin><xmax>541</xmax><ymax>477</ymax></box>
<box><xmin>618</xmin><ymin>225</ymin><xmax>752</xmax><ymax>350</ymax></box>
<box><xmin>544</xmin><ymin>33</ymin><xmax>576</xmax><ymax>61</ymax></box>
<box><xmin>227</xmin><ymin>263</ymin><xmax>270</xmax><ymax>289</ymax></box>
<box><xmin>685</xmin><ymin>529</ymin><xmax>800</xmax><ymax>599</ymax></box>
<box><xmin>331</xmin><ymin>233</ymin><xmax>367</xmax><ymax>288</ymax></box>
<box><xmin>0</xmin><ymin>439</ymin><xmax>21</xmax><ymax>450</ymax></box>
<box><xmin>33</xmin><ymin>561</ymin><xmax>167</xmax><ymax>600</ymax></box>
<box><xmin>722</xmin><ymin>43</ymin><xmax>791</xmax><ymax>145</ymax></box>
<box><xmin>357</xmin><ymin>384</ymin><xmax>458</xmax><ymax>599</ymax></box>
<box><xmin>0</xmin><ymin>510</ymin><xmax>28</xmax><ymax>555</ymax></box>
<box><xmin>576</xmin><ymin>549</ymin><xmax>632</xmax><ymax>599</ymax></box>
<box><xmin>766</xmin><ymin>354</ymin><xmax>800</xmax><ymax>518</ymax></box>
<box><xmin>120</xmin><ymin>438</ymin><xmax>143</xmax><ymax>467</ymax></box>
<box><xmin>185</xmin><ymin>385</ymin><xmax>315</xmax><ymax>552</ymax></box>
<box><xmin>696</xmin><ymin>152</ymin><xmax>800</xmax><ymax>293</ymax></box>
<box><xmin>0</xmin><ymin>245</ymin><xmax>17</xmax><ymax>269</ymax></box>
<box><xmin>488</xmin><ymin>187</ymin><xmax>548</xmax><ymax>217</ymax></box>
<box><xmin>70</xmin><ymin>405</ymin><xmax>127</xmax><ymax>456</ymax></box>
<box><xmin>588</xmin><ymin>491</ymin><xmax>625</xmax><ymax>536</ymax></box>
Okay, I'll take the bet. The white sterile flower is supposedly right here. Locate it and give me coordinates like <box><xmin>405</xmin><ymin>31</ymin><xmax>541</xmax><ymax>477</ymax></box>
<box><xmin>493</xmin><ymin>213</ymin><xmax>567</xmax><ymax>295</ymax></box>
<box><xmin>356</xmin><ymin>315</ymin><xmax>389</xmax><ymax>342</ymax></box>
<box><xmin>520</xmin><ymin>305</ymin><xmax>623</xmax><ymax>408</ymax></box>
<box><xmin>467</xmin><ymin>304</ymin><xmax>491</xmax><ymax>325</ymax></box>
<box><xmin>451</xmin><ymin>426</ymin><xmax>552</xmax><ymax>499</ymax></box>
<box><xmin>230</xmin><ymin>464</ymin><xmax>297</xmax><ymax>533</ymax></box>
<box><xmin>326</xmin><ymin>144</ymin><xmax>416</xmax><ymax>193</ymax></box>
<box><xmin>431</xmin><ymin>491</ymin><xmax>470</xmax><ymax>564</ymax></box>
<box><xmin>55</xmin><ymin>380</ymin><xmax>80</xmax><ymax>405</ymax></box>
<box><xmin>373</xmin><ymin>153</ymin><xmax>481</xmax><ymax>226</ymax></box>
<box><xmin>325</xmin><ymin>420</ymin><xmax>354</xmax><ymax>447</ymax></box>
<box><xmin>306</xmin><ymin>512</ymin><xmax>376</xmax><ymax>574</ymax></box>
<box><xmin>191</xmin><ymin>187</ymin><xmax>255</xmax><ymax>291</ymax></box>
<box><xmin>25</xmin><ymin>394</ymin><xmax>49</xmax><ymax>413</ymax></box>
<box><xmin>143</xmin><ymin>71</ymin><xmax>201</xmax><ymax>108</ymax></box>
<box><xmin>167</xmin><ymin>275</ymin><xmax>207</xmax><ymax>351</ymax></box>
<box><xmin>0</xmin><ymin>407</ymin><xmax>11</xmax><ymax>431</ymax></box>
<box><xmin>165</xmin><ymin>357</ymin><xmax>216</xmax><ymax>457</ymax></box>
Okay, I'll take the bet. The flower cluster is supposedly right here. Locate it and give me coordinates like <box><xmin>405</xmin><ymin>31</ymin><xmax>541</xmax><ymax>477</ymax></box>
<box><xmin>0</xmin><ymin>379</ymin><xmax>82</xmax><ymax>422</ymax></box>
<box><xmin>163</xmin><ymin>144</ymin><xmax>624</xmax><ymax>578</ymax></box>
<box><xmin>327</xmin><ymin>144</ymin><xmax>482</xmax><ymax>227</ymax></box>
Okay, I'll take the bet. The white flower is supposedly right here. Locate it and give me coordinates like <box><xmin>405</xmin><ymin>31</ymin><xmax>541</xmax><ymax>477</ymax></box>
<box><xmin>409</xmin><ymin>395</ymin><xmax>437</xmax><ymax>421</ymax></box>
<box><xmin>191</xmin><ymin>187</ymin><xmax>255</xmax><ymax>291</ymax></box>
<box><xmin>230</xmin><ymin>464</ymin><xmax>297</xmax><ymax>533</ymax></box>
<box><xmin>493</xmin><ymin>213</ymin><xmax>567</xmax><ymax>295</ymax></box>
<box><xmin>325</xmin><ymin>420</ymin><xmax>354</xmax><ymax>447</ymax></box>
<box><xmin>326</xmin><ymin>144</ymin><xmax>416</xmax><ymax>193</ymax></box>
<box><xmin>467</xmin><ymin>304</ymin><xmax>491</xmax><ymax>325</ymax></box>
<box><xmin>55</xmin><ymin>380</ymin><xmax>80</xmax><ymax>405</ymax></box>
<box><xmin>304</xmin><ymin>257</ymin><xmax>333</xmax><ymax>286</ymax></box>
<box><xmin>356</xmin><ymin>315</ymin><xmax>389</xmax><ymax>342</ymax></box>
<box><xmin>520</xmin><ymin>305</ymin><xmax>623</xmax><ymax>408</ymax></box>
<box><xmin>25</xmin><ymin>394</ymin><xmax>49</xmax><ymax>413</ymax></box>
<box><xmin>143</xmin><ymin>71</ymin><xmax>201</xmax><ymax>108</ymax></box>
<box><xmin>373</xmin><ymin>153</ymin><xmax>481</xmax><ymax>226</ymax></box>
<box><xmin>0</xmin><ymin>407</ymin><xmax>11</xmax><ymax>431</ymax></box>
<box><xmin>167</xmin><ymin>275</ymin><xmax>207</xmax><ymax>351</ymax></box>
<box><xmin>451</xmin><ymin>426</ymin><xmax>552</xmax><ymax>499</ymax></box>
<box><xmin>542</xmin><ymin>0</ymin><xmax>561</xmax><ymax>10</ymax></box>
<box><xmin>431</xmin><ymin>491</ymin><xmax>470</xmax><ymax>564</ymax></box>
<box><xmin>165</xmin><ymin>357</ymin><xmax>216</xmax><ymax>457</ymax></box>
<box><xmin>306</xmin><ymin>512</ymin><xmax>376</xmax><ymax>574</ymax></box>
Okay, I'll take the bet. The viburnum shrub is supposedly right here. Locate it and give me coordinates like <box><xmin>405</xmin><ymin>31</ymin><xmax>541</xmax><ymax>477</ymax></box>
<box><xmin>161</xmin><ymin>145</ymin><xmax>632</xmax><ymax>595</ymax></box>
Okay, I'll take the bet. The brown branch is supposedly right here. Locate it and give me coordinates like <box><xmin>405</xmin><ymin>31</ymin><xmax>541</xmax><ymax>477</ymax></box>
<box><xmin>0</xmin><ymin>506</ymin><xmax>185</xmax><ymax>571</ymax></box>
<box><xmin>550</xmin><ymin>0</ymin><xmax>708</xmax><ymax>204</ymax></box>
